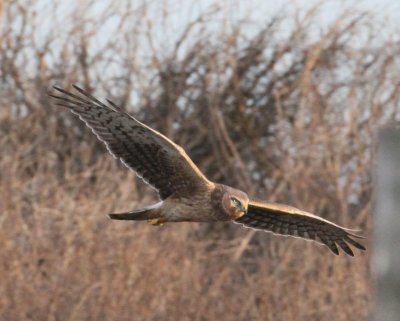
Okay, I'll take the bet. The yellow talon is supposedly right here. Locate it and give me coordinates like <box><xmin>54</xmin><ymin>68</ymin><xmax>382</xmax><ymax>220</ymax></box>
<box><xmin>147</xmin><ymin>218</ymin><xmax>163</xmax><ymax>226</ymax></box>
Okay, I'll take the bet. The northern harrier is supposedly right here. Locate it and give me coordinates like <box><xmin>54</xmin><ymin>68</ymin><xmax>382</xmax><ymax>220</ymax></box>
<box><xmin>50</xmin><ymin>85</ymin><xmax>365</xmax><ymax>256</ymax></box>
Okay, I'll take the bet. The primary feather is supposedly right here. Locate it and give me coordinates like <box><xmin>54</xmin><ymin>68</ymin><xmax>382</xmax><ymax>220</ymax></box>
<box><xmin>235</xmin><ymin>201</ymin><xmax>365</xmax><ymax>256</ymax></box>
<box><xmin>50</xmin><ymin>85</ymin><xmax>212</xmax><ymax>199</ymax></box>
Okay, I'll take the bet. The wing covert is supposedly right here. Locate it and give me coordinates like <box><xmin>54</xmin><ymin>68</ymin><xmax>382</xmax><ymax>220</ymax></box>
<box><xmin>235</xmin><ymin>200</ymin><xmax>365</xmax><ymax>256</ymax></box>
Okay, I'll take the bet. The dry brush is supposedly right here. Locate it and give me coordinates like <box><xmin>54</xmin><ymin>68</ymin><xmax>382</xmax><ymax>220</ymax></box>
<box><xmin>1</xmin><ymin>1</ymin><xmax>399</xmax><ymax>320</ymax></box>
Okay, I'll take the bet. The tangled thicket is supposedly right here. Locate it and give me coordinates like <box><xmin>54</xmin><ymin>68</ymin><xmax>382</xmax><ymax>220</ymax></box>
<box><xmin>1</xmin><ymin>1</ymin><xmax>399</xmax><ymax>320</ymax></box>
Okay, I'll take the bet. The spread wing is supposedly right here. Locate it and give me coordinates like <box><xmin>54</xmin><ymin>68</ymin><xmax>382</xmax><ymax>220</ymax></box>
<box><xmin>50</xmin><ymin>85</ymin><xmax>213</xmax><ymax>199</ymax></box>
<box><xmin>235</xmin><ymin>200</ymin><xmax>365</xmax><ymax>256</ymax></box>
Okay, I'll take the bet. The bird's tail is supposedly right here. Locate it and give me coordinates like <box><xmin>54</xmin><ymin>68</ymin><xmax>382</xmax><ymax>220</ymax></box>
<box><xmin>108</xmin><ymin>202</ymin><xmax>162</xmax><ymax>221</ymax></box>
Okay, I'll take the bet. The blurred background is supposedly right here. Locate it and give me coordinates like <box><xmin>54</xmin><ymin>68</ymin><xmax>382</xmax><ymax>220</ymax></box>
<box><xmin>1</xmin><ymin>1</ymin><xmax>400</xmax><ymax>320</ymax></box>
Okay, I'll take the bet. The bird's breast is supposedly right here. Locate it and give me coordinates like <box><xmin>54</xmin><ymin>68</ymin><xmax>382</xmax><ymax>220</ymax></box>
<box><xmin>162</xmin><ymin>193</ymin><xmax>225</xmax><ymax>222</ymax></box>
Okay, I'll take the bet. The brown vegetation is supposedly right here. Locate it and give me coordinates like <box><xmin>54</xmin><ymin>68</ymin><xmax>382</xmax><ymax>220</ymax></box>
<box><xmin>1</xmin><ymin>1</ymin><xmax>399</xmax><ymax>320</ymax></box>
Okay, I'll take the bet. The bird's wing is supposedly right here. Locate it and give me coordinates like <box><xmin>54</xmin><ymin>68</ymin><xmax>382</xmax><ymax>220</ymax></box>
<box><xmin>235</xmin><ymin>200</ymin><xmax>365</xmax><ymax>256</ymax></box>
<box><xmin>50</xmin><ymin>85</ymin><xmax>213</xmax><ymax>199</ymax></box>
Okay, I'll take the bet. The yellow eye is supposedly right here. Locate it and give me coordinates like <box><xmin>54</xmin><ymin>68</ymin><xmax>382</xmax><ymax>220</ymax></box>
<box><xmin>231</xmin><ymin>197</ymin><xmax>241</xmax><ymax>208</ymax></box>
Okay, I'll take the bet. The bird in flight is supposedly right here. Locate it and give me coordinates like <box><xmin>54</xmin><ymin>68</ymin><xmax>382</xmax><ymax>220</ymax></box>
<box><xmin>50</xmin><ymin>85</ymin><xmax>365</xmax><ymax>256</ymax></box>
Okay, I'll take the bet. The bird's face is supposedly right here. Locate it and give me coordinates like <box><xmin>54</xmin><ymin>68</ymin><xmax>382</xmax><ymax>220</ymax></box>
<box><xmin>222</xmin><ymin>189</ymin><xmax>249</xmax><ymax>220</ymax></box>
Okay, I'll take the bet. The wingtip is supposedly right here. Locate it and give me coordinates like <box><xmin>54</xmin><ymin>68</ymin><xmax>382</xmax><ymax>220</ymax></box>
<box><xmin>53</xmin><ymin>85</ymin><xmax>63</xmax><ymax>91</ymax></box>
<box><xmin>330</xmin><ymin>245</ymin><xmax>340</xmax><ymax>256</ymax></box>
<box><xmin>342</xmin><ymin>246</ymin><xmax>355</xmax><ymax>257</ymax></box>
<box><xmin>72</xmin><ymin>84</ymin><xmax>86</xmax><ymax>94</ymax></box>
<box><xmin>347</xmin><ymin>232</ymin><xmax>366</xmax><ymax>240</ymax></box>
<box><xmin>51</xmin><ymin>85</ymin><xmax>68</xmax><ymax>94</ymax></box>
<box><xmin>358</xmin><ymin>244</ymin><xmax>367</xmax><ymax>251</ymax></box>
<box><xmin>47</xmin><ymin>93</ymin><xmax>59</xmax><ymax>99</ymax></box>
<box><xmin>330</xmin><ymin>249</ymin><xmax>340</xmax><ymax>256</ymax></box>
<box><xmin>50</xmin><ymin>84</ymin><xmax>83</xmax><ymax>93</ymax></box>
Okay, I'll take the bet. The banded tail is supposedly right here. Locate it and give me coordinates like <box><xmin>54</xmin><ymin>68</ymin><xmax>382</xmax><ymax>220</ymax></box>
<box><xmin>108</xmin><ymin>202</ymin><xmax>162</xmax><ymax>221</ymax></box>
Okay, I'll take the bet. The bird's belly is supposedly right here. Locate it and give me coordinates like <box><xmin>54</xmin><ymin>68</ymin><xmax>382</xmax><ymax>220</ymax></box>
<box><xmin>163</xmin><ymin>203</ymin><xmax>216</xmax><ymax>222</ymax></box>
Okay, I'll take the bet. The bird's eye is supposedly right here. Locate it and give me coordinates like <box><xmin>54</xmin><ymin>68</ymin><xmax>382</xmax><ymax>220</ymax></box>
<box><xmin>230</xmin><ymin>197</ymin><xmax>241</xmax><ymax>208</ymax></box>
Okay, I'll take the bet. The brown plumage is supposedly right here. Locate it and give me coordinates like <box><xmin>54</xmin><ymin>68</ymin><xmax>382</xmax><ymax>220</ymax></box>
<box><xmin>49</xmin><ymin>85</ymin><xmax>366</xmax><ymax>256</ymax></box>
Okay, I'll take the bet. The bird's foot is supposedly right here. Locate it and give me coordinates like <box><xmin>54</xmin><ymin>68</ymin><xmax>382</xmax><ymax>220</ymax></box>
<box><xmin>147</xmin><ymin>218</ymin><xmax>164</xmax><ymax>226</ymax></box>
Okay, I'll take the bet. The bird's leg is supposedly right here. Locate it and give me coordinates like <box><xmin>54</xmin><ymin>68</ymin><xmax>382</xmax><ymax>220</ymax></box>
<box><xmin>147</xmin><ymin>218</ymin><xmax>164</xmax><ymax>226</ymax></box>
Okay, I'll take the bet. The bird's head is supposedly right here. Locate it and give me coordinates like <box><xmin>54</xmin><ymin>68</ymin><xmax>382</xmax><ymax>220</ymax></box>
<box><xmin>222</xmin><ymin>188</ymin><xmax>249</xmax><ymax>220</ymax></box>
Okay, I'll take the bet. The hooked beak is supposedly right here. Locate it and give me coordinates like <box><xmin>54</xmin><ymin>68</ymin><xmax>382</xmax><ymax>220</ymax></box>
<box><xmin>237</xmin><ymin>203</ymin><xmax>248</xmax><ymax>218</ymax></box>
<box><xmin>243</xmin><ymin>200</ymin><xmax>249</xmax><ymax>213</ymax></box>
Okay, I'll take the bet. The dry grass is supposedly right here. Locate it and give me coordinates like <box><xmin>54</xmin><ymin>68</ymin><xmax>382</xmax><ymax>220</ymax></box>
<box><xmin>1</xmin><ymin>1</ymin><xmax>399</xmax><ymax>320</ymax></box>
